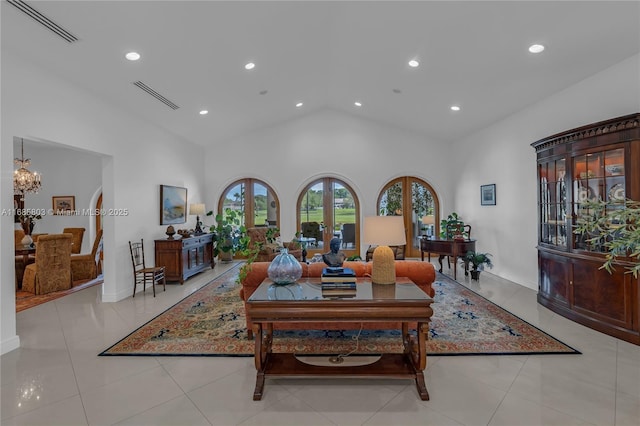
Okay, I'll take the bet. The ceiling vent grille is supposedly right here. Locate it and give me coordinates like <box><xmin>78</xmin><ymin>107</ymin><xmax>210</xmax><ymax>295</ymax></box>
<box><xmin>132</xmin><ymin>81</ymin><xmax>180</xmax><ymax>110</ymax></box>
<box><xmin>7</xmin><ymin>0</ymin><xmax>78</xmax><ymax>43</ymax></box>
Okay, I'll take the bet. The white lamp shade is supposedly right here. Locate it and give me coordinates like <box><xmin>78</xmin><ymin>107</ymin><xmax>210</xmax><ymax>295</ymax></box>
<box><xmin>422</xmin><ymin>215</ymin><xmax>435</xmax><ymax>225</ymax></box>
<box><xmin>189</xmin><ymin>203</ymin><xmax>206</xmax><ymax>216</ymax></box>
<box><xmin>363</xmin><ymin>216</ymin><xmax>406</xmax><ymax>246</ymax></box>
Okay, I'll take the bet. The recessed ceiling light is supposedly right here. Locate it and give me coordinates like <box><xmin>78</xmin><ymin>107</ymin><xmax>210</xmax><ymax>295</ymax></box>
<box><xmin>450</xmin><ymin>105</ymin><xmax>461</xmax><ymax>111</ymax></box>
<box><xmin>199</xmin><ymin>110</ymin><xmax>208</xmax><ymax>115</ymax></box>
<box><xmin>528</xmin><ymin>44</ymin><xmax>545</xmax><ymax>53</ymax></box>
<box><xmin>296</xmin><ymin>102</ymin><xmax>303</xmax><ymax>108</ymax></box>
<box><xmin>245</xmin><ymin>62</ymin><xmax>255</xmax><ymax>70</ymax></box>
<box><xmin>125</xmin><ymin>52</ymin><xmax>140</xmax><ymax>61</ymax></box>
<box><xmin>354</xmin><ymin>101</ymin><xmax>362</xmax><ymax>107</ymax></box>
<box><xmin>408</xmin><ymin>59</ymin><xmax>419</xmax><ymax>68</ymax></box>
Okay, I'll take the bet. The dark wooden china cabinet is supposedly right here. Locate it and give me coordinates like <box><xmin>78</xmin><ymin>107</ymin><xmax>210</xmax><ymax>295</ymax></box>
<box><xmin>531</xmin><ymin>113</ymin><xmax>640</xmax><ymax>345</ymax></box>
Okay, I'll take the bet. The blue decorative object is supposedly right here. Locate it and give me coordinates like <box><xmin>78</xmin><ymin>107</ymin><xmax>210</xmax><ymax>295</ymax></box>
<box><xmin>267</xmin><ymin>248</ymin><xmax>302</xmax><ymax>285</ymax></box>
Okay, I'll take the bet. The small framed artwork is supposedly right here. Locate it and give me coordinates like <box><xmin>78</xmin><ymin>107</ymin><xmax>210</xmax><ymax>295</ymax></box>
<box><xmin>52</xmin><ymin>196</ymin><xmax>75</xmax><ymax>214</ymax></box>
<box><xmin>160</xmin><ymin>185</ymin><xmax>187</xmax><ymax>225</ymax></box>
<box><xmin>480</xmin><ymin>184</ymin><xmax>496</xmax><ymax>206</ymax></box>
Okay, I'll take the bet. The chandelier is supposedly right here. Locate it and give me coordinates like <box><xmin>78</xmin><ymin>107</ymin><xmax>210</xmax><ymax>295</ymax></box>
<box><xmin>14</xmin><ymin>139</ymin><xmax>42</xmax><ymax>197</ymax></box>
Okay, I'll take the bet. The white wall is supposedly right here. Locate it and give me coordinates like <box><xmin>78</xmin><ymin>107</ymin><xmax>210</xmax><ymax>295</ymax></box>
<box><xmin>13</xmin><ymin>141</ymin><xmax>103</xmax><ymax>251</ymax></box>
<box><xmin>204</xmin><ymin>109</ymin><xmax>453</xmax><ymax>247</ymax></box>
<box><xmin>450</xmin><ymin>54</ymin><xmax>640</xmax><ymax>290</ymax></box>
<box><xmin>1</xmin><ymin>51</ymin><xmax>206</xmax><ymax>354</ymax></box>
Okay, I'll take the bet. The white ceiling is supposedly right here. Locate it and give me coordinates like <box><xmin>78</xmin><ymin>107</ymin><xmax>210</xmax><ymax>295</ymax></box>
<box><xmin>2</xmin><ymin>1</ymin><xmax>639</xmax><ymax>146</ymax></box>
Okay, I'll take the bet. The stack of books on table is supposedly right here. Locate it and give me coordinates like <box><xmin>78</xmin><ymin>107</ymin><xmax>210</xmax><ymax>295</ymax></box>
<box><xmin>321</xmin><ymin>267</ymin><xmax>356</xmax><ymax>297</ymax></box>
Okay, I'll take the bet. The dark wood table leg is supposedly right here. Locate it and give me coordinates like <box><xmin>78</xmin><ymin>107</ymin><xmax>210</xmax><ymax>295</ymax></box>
<box><xmin>437</xmin><ymin>255</ymin><xmax>444</xmax><ymax>273</ymax></box>
<box><xmin>452</xmin><ymin>255</ymin><xmax>457</xmax><ymax>280</ymax></box>
<box><xmin>403</xmin><ymin>322</ymin><xmax>430</xmax><ymax>400</ymax></box>
<box><xmin>253</xmin><ymin>373</ymin><xmax>265</xmax><ymax>401</ymax></box>
<box><xmin>252</xmin><ymin>323</ymin><xmax>272</xmax><ymax>400</ymax></box>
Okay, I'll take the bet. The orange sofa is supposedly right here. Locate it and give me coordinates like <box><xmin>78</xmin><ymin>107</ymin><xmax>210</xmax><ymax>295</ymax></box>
<box><xmin>239</xmin><ymin>260</ymin><xmax>436</xmax><ymax>338</ymax></box>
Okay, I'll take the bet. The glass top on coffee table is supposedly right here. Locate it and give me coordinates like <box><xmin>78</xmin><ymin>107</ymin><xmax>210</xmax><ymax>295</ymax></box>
<box><xmin>248</xmin><ymin>277</ymin><xmax>431</xmax><ymax>302</ymax></box>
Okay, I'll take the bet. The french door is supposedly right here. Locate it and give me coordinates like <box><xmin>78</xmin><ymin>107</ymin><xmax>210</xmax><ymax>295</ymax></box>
<box><xmin>378</xmin><ymin>177</ymin><xmax>439</xmax><ymax>258</ymax></box>
<box><xmin>297</xmin><ymin>178</ymin><xmax>359</xmax><ymax>258</ymax></box>
<box><xmin>218</xmin><ymin>178</ymin><xmax>279</xmax><ymax>229</ymax></box>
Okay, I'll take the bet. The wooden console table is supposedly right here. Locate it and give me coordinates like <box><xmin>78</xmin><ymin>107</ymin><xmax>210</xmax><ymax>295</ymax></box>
<box><xmin>246</xmin><ymin>277</ymin><xmax>433</xmax><ymax>401</ymax></box>
<box><xmin>420</xmin><ymin>238</ymin><xmax>476</xmax><ymax>280</ymax></box>
<box><xmin>154</xmin><ymin>234</ymin><xmax>214</xmax><ymax>283</ymax></box>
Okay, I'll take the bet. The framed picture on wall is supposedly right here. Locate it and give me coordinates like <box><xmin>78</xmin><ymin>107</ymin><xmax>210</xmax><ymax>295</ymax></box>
<box><xmin>52</xmin><ymin>196</ymin><xmax>76</xmax><ymax>214</ymax></box>
<box><xmin>160</xmin><ymin>185</ymin><xmax>187</xmax><ymax>225</ymax></box>
<box><xmin>480</xmin><ymin>184</ymin><xmax>496</xmax><ymax>206</ymax></box>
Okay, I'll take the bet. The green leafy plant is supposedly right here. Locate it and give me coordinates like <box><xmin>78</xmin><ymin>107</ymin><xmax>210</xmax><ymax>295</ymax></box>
<box><xmin>440</xmin><ymin>212</ymin><xmax>465</xmax><ymax>239</ymax></box>
<box><xmin>346</xmin><ymin>254</ymin><xmax>362</xmax><ymax>261</ymax></box>
<box><xmin>462</xmin><ymin>251</ymin><xmax>493</xmax><ymax>271</ymax></box>
<box><xmin>265</xmin><ymin>227</ymin><xmax>279</xmax><ymax>244</ymax></box>
<box><xmin>207</xmin><ymin>208</ymin><xmax>249</xmax><ymax>257</ymax></box>
<box><xmin>573</xmin><ymin>199</ymin><xmax>640</xmax><ymax>277</ymax></box>
<box><xmin>236</xmin><ymin>245</ymin><xmax>260</xmax><ymax>285</ymax></box>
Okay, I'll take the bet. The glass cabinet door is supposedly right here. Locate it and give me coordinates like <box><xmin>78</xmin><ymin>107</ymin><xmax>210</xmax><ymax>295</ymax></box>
<box><xmin>538</xmin><ymin>158</ymin><xmax>567</xmax><ymax>247</ymax></box>
<box><xmin>572</xmin><ymin>147</ymin><xmax>625</xmax><ymax>252</ymax></box>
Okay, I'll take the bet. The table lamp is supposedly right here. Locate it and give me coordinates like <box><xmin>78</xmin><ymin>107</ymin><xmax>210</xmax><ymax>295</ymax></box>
<box><xmin>422</xmin><ymin>215</ymin><xmax>435</xmax><ymax>238</ymax></box>
<box><xmin>190</xmin><ymin>203</ymin><xmax>206</xmax><ymax>235</ymax></box>
<box><xmin>364</xmin><ymin>216</ymin><xmax>406</xmax><ymax>284</ymax></box>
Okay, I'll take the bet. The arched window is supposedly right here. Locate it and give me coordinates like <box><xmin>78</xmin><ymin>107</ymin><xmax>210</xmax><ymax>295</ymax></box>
<box><xmin>218</xmin><ymin>179</ymin><xmax>279</xmax><ymax>228</ymax></box>
<box><xmin>296</xmin><ymin>177</ymin><xmax>360</xmax><ymax>257</ymax></box>
<box><xmin>377</xmin><ymin>177</ymin><xmax>439</xmax><ymax>258</ymax></box>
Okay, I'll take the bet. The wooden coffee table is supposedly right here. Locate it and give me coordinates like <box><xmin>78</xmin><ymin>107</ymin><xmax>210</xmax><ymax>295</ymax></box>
<box><xmin>246</xmin><ymin>277</ymin><xmax>434</xmax><ymax>400</ymax></box>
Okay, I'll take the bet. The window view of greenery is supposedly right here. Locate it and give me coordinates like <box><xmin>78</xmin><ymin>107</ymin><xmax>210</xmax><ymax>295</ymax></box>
<box><xmin>379</xmin><ymin>182</ymin><xmax>434</xmax><ymax>217</ymax></box>
<box><xmin>299</xmin><ymin>182</ymin><xmax>356</xmax><ymax>231</ymax></box>
<box><xmin>380</xmin><ymin>182</ymin><xmax>403</xmax><ymax>215</ymax></box>
<box><xmin>253</xmin><ymin>184</ymin><xmax>269</xmax><ymax>225</ymax></box>
<box><xmin>380</xmin><ymin>179</ymin><xmax>435</xmax><ymax>247</ymax></box>
<box><xmin>222</xmin><ymin>183</ymin><xmax>245</xmax><ymax>226</ymax></box>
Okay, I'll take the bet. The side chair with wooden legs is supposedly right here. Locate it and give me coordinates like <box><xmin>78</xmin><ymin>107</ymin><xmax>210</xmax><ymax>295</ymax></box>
<box><xmin>129</xmin><ymin>239</ymin><xmax>166</xmax><ymax>297</ymax></box>
<box><xmin>71</xmin><ymin>229</ymin><xmax>103</xmax><ymax>282</ymax></box>
<box><xmin>63</xmin><ymin>227</ymin><xmax>85</xmax><ymax>254</ymax></box>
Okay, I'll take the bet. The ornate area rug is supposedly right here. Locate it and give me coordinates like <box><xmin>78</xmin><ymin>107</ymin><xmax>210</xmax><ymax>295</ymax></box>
<box><xmin>16</xmin><ymin>278</ymin><xmax>103</xmax><ymax>312</ymax></box>
<box><xmin>100</xmin><ymin>265</ymin><xmax>579</xmax><ymax>357</ymax></box>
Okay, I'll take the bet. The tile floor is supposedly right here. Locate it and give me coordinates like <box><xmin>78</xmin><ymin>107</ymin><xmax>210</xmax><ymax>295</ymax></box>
<box><xmin>1</xmin><ymin>261</ymin><xmax>639</xmax><ymax>425</ymax></box>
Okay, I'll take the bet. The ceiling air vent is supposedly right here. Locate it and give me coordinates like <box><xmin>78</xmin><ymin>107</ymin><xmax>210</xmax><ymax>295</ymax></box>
<box><xmin>132</xmin><ymin>81</ymin><xmax>180</xmax><ymax>110</ymax></box>
<box><xmin>7</xmin><ymin>0</ymin><xmax>78</xmax><ymax>43</ymax></box>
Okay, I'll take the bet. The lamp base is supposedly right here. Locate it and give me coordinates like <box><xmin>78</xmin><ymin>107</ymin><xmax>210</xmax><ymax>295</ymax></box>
<box><xmin>371</xmin><ymin>245</ymin><xmax>396</xmax><ymax>285</ymax></box>
<box><xmin>194</xmin><ymin>215</ymin><xmax>204</xmax><ymax>235</ymax></box>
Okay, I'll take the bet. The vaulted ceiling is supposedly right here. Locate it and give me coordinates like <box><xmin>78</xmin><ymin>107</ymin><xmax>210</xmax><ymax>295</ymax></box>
<box><xmin>2</xmin><ymin>1</ymin><xmax>639</xmax><ymax>146</ymax></box>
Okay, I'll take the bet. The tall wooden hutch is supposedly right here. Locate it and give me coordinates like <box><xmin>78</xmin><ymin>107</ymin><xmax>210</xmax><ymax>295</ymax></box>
<box><xmin>531</xmin><ymin>113</ymin><xmax>640</xmax><ymax>345</ymax></box>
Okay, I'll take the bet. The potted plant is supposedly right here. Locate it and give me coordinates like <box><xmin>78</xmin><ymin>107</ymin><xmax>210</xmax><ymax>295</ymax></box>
<box><xmin>207</xmin><ymin>208</ymin><xmax>249</xmax><ymax>262</ymax></box>
<box><xmin>440</xmin><ymin>212</ymin><xmax>467</xmax><ymax>239</ymax></box>
<box><xmin>462</xmin><ymin>251</ymin><xmax>493</xmax><ymax>281</ymax></box>
<box><xmin>573</xmin><ymin>199</ymin><xmax>640</xmax><ymax>278</ymax></box>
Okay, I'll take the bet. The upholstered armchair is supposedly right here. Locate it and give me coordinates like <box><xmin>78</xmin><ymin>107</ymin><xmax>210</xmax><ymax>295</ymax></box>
<box><xmin>14</xmin><ymin>229</ymin><xmax>33</xmax><ymax>289</ymax></box>
<box><xmin>246</xmin><ymin>227</ymin><xmax>302</xmax><ymax>262</ymax></box>
<box><xmin>365</xmin><ymin>245</ymin><xmax>406</xmax><ymax>262</ymax></box>
<box><xmin>71</xmin><ymin>229</ymin><xmax>103</xmax><ymax>282</ymax></box>
<box><xmin>301</xmin><ymin>221</ymin><xmax>322</xmax><ymax>245</ymax></box>
<box><xmin>63</xmin><ymin>227</ymin><xmax>85</xmax><ymax>254</ymax></box>
<box><xmin>341</xmin><ymin>223</ymin><xmax>356</xmax><ymax>248</ymax></box>
<box><xmin>22</xmin><ymin>233</ymin><xmax>73</xmax><ymax>295</ymax></box>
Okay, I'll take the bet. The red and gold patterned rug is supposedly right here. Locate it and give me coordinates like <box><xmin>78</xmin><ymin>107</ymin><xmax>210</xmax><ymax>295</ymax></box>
<box><xmin>16</xmin><ymin>278</ymin><xmax>103</xmax><ymax>312</ymax></box>
<box><xmin>100</xmin><ymin>265</ymin><xmax>579</xmax><ymax>357</ymax></box>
